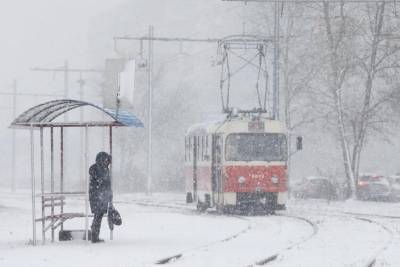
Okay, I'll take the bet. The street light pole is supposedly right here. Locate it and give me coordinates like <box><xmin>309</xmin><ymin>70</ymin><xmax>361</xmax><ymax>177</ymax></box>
<box><xmin>147</xmin><ymin>25</ymin><xmax>154</xmax><ymax>195</ymax></box>
<box><xmin>11</xmin><ymin>79</ymin><xmax>17</xmax><ymax>192</ymax></box>
<box><xmin>273</xmin><ymin>1</ymin><xmax>280</xmax><ymax>120</ymax></box>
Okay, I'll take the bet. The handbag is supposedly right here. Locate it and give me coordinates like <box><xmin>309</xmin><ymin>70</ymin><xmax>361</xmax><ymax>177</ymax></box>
<box><xmin>107</xmin><ymin>203</ymin><xmax>122</xmax><ymax>230</ymax></box>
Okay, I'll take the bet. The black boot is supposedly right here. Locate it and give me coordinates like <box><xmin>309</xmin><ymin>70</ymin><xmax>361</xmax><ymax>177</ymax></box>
<box><xmin>90</xmin><ymin>228</ymin><xmax>104</xmax><ymax>243</ymax></box>
<box><xmin>92</xmin><ymin>237</ymin><xmax>105</xmax><ymax>243</ymax></box>
<box><xmin>91</xmin><ymin>212</ymin><xmax>105</xmax><ymax>243</ymax></box>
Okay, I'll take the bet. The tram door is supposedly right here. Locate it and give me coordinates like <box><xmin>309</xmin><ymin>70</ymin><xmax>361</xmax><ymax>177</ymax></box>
<box><xmin>192</xmin><ymin>136</ymin><xmax>198</xmax><ymax>201</ymax></box>
<box><xmin>211</xmin><ymin>134</ymin><xmax>223</xmax><ymax>206</ymax></box>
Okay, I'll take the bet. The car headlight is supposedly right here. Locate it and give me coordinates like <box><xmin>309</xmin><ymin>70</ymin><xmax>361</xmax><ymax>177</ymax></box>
<box><xmin>238</xmin><ymin>176</ymin><xmax>246</xmax><ymax>184</ymax></box>
<box><xmin>271</xmin><ymin>175</ymin><xmax>279</xmax><ymax>184</ymax></box>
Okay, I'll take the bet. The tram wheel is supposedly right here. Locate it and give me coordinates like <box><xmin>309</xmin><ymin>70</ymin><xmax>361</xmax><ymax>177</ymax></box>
<box><xmin>196</xmin><ymin>201</ymin><xmax>207</xmax><ymax>212</ymax></box>
<box><xmin>186</xmin><ymin>192</ymin><xmax>193</xmax><ymax>203</ymax></box>
<box><xmin>265</xmin><ymin>193</ymin><xmax>277</xmax><ymax>215</ymax></box>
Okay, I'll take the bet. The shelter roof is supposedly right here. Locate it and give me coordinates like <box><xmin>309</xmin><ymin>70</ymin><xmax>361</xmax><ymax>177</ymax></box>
<box><xmin>10</xmin><ymin>99</ymin><xmax>144</xmax><ymax>128</ymax></box>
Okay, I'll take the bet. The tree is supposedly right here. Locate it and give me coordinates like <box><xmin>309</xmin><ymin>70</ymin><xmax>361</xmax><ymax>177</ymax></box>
<box><xmin>314</xmin><ymin>1</ymin><xmax>400</xmax><ymax>198</ymax></box>
<box><xmin>280</xmin><ymin>3</ymin><xmax>321</xmax><ymax>194</ymax></box>
<box><xmin>320</xmin><ymin>1</ymin><xmax>358</xmax><ymax>197</ymax></box>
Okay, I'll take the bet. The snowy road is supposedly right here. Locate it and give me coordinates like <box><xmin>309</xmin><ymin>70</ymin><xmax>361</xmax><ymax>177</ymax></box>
<box><xmin>1</xmin><ymin>190</ymin><xmax>400</xmax><ymax>266</ymax></box>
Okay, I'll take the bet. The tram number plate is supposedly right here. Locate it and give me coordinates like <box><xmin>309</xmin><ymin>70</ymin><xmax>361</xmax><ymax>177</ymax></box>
<box><xmin>248</xmin><ymin>121</ymin><xmax>265</xmax><ymax>132</ymax></box>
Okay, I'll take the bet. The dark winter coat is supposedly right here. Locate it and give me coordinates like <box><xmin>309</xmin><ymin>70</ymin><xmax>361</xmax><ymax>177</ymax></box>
<box><xmin>89</xmin><ymin>152</ymin><xmax>113</xmax><ymax>214</ymax></box>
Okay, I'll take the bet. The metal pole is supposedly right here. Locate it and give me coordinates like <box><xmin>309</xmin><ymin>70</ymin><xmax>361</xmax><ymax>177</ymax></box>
<box><xmin>30</xmin><ymin>126</ymin><xmax>37</xmax><ymax>246</ymax></box>
<box><xmin>147</xmin><ymin>25</ymin><xmax>154</xmax><ymax>195</ymax></box>
<box><xmin>79</xmin><ymin>72</ymin><xmax>84</xmax><ymax>185</ymax></box>
<box><xmin>40</xmin><ymin>127</ymin><xmax>45</xmax><ymax>244</ymax></box>
<box><xmin>109</xmin><ymin>126</ymin><xmax>113</xmax><ymax>241</ymax></box>
<box><xmin>273</xmin><ymin>1</ymin><xmax>280</xmax><ymax>120</ymax></box>
<box><xmin>11</xmin><ymin>79</ymin><xmax>17</xmax><ymax>192</ymax></box>
<box><xmin>63</xmin><ymin>60</ymin><xmax>69</xmax><ymax>189</ymax></box>
<box><xmin>101</xmin><ymin>82</ymin><xmax>106</xmax><ymax>152</ymax></box>
<box><xmin>84</xmin><ymin>125</ymin><xmax>89</xmax><ymax>243</ymax></box>
<box><xmin>64</xmin><ymin>60</ymin><xmax>69</xmax><ymax>99</ymax></box>
<box><xmin>50</xmin><ymin>127</ymin><xmax>55</xmax><ymax>242</ymax></box>
<box><xmin>109</xmin><ymin>126</ymin><xmax>113</xmax><ymax>189</ymax></box>
<box><xmin>60</xmin><ymin>127</ymin><xmax>64</xmax><ymax>231</ymax></box>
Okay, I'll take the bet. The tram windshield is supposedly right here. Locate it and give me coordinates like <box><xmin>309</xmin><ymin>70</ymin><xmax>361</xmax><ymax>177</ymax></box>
<box><xmin>225</xmin><ymin>133</ymin><xmax>287</xmax><ymax>162</ymax></box>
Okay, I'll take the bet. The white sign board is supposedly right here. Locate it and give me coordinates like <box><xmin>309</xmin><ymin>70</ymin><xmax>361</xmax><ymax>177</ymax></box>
<box><xmin>118</xmin><ymin>59</ymin><xmax>136</xmax><ymax>106</ymax></box>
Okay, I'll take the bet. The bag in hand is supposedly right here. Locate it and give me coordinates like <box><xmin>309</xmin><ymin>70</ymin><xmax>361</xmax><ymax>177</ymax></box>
<box><xmin>107</xmin><ymin>203</ymin><xmax>122</xmax><ymax>230</ymax></box>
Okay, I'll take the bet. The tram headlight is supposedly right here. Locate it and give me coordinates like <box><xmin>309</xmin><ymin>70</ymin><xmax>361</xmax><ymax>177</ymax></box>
<box><xmin>271</xmin><ymin>175</ymin><xmax>279</xmax><ymax>184</ymax></box>
<box><xmin>238</xmin><ymin>176</ymin><xmax>246</xmax><ymax>184</ymax></box>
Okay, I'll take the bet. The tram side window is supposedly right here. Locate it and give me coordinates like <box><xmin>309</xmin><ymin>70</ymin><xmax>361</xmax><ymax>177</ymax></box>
<box><xmin>188</xmin><ymin>137</ymin><xmax>192</xmax><ymax>161</ymax></box>
<box><xmin>201</xmin><ymin>136</ymin><xmax>204</xmax><ymax>161</ymax></box>
<box><xmin>184</xmin><ymin>137</ymin><xmax>187</xmax><ymax>162</ymax></box>
<box><xmin>200</xmin><ymin>136</ymin><xmax>202</xmax><ymax>161</ymax></box>
<box><xmin>202</xmin><ymin>136</ymin><xmax>207</xmax><ymax>161</ymax></box>
<box><xmin>198</xmin><ymin>136</ymin><xmax>201</xmax><ymax>162</ymax></box>
<box><xmin>205</xmin><ymin>136</ymin><xmax>209</xmax><ymax>161</ymax></box>
<box><xmin>185</xmin><ymin>137</ymin><xmax>190</xmax><ymax>162</ymax></box>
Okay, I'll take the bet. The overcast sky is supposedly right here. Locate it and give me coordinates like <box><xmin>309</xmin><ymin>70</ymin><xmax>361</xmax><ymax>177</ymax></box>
<box><xmin>0</xmin><ymin>0</ymin><xmax>126</xmax><ymax>85</ymax></box>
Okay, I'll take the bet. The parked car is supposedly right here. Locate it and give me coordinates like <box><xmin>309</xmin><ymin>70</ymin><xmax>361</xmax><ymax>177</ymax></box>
<box><xmin>293</xmin><ymin>176</ymin><xmax>338</xmax><ymax>200</ymax></box>
<box><xmin>386</xmin><ymin>175</ymin><xmax>400</xmax><ymax>201</ymax></box>
<box><xmin>356</xmin><ymin>174</ymin><xmax>390</xmax><ymax>201</ymax></box>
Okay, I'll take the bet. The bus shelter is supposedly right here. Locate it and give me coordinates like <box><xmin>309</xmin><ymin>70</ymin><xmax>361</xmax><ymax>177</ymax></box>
<box><xmin>10</xmin><ymin>99</ymin><xmax>144</xmax><ymax>245</ymax></box>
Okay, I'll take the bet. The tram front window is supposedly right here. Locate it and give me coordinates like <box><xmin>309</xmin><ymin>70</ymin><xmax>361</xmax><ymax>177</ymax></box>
<box><xmin>225</xmin><ymin>133</ymin><xmax>287</xmax><ymax>162</ymax></box>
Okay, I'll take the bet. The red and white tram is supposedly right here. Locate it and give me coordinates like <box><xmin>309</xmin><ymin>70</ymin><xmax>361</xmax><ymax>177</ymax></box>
<box><xmin>184</xmin><ymin>111</ymin><xmax>290</xmax><ymax>213</ymax></box>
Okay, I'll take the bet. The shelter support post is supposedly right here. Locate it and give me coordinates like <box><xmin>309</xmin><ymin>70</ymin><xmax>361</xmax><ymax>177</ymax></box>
<box><xmin>40</xmin><ymin>127</ymin><xmax>45</xmax><ymax>244</ymax></box>
<box><xmin>50</xmin><ymin>127</ymin><xmax>55</xmax><ymax>242</ymax></box>
<box><xmin>109</xmin><ymin>126</ymin><xmax>113</xmax><ymax>241</ymax></box>
<box><xmin>109</xmin><ymin>126</ymin><xmax>113</xmax><ymax>188</ymax></box>
<box><xmin>30</xmin><ymin>126</ymin><xmax>37</xmax><ymax>245</ymax></box>
<box><xmin>60</xmin><ymin>127</ymin><xmax>64</xmax><ymax>231</ymax></box>
<box><xmin>84</xmin><ymin>125</ymin><xmax>89</xmax><ymax>243</ymax></box>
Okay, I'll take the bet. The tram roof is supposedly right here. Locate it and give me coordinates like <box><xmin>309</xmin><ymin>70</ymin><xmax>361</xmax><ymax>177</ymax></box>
<box><xmin>186</xmin><ymin>116</ymin><xmax>286</xmax><ymax>136</ymax></box>
<box><xmin>10</xmin><ymin>99</ymin><xmax>144</xmax><ymax>128</ymax></box>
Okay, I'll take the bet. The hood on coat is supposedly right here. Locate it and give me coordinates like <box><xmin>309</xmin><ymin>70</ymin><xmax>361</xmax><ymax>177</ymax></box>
<box><xmin>95</xmin><ymin>152</ymin><xmax>111</xmax><ymax>167</ymax></box>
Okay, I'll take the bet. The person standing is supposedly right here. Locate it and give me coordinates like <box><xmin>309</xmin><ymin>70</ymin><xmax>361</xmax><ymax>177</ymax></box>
<box><xmin>89</xmin><ymin>152</ymin><xmax>112</xmax><ymax>243</ymax></box>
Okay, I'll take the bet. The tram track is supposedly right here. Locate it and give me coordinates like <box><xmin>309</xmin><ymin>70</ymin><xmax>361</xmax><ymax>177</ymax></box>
<box><xmin>122</xmin><ymin>199</ymin><xmax>254</xmax><ymax>265</ymax></box>
<box><xmin>284</xmin><ymin>206</ymin><xmax>396</xmax><ymax>267</ymax></box>
<box><xmin>248</xmin><ymin>213</ymin><xmax>319</xmax><ymax>266</ymax></box>
<box><xmin>120</xmin><ymin>199</ymin><xmax>320</xmax><ymax>266</ymax></box>
<box><xmin>119</xmin><ymin>197</ymin><xmax>399</xmax><ymax>266</ymax></box>
<box><xmin>352</xmin><ymin>216</ymin><xmax>393</xmax><ymax>267</ymax></box>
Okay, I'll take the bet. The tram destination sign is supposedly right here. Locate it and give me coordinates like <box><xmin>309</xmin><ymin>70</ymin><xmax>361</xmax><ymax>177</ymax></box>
<box><xmin>248</xmin><ymin>121</ymin><xmax>265</xmax><ymax>132</ymax></box>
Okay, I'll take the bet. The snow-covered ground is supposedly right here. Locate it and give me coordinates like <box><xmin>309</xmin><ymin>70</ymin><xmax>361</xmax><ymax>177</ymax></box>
<box><xmin>1</xmin><ymin>189</ymin><xmax>400</xmax><ymax>266</ymax></box>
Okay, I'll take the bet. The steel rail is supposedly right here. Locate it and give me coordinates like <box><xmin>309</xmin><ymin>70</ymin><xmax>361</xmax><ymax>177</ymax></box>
<box><xmin>222</xmin><ymin>0</ymin><xmax>397</xmax><ymax>2</ymax></box>
<box><xmin>125</xmin><ymin>199</ymin><xmax>319</xmax><ymax>266</ymax></box>
<box><xmin>285</xmin><ymin>206</ymin><xmax>396</xmax><ymax>267</ymax></box>
<box><xmin>124</xmin><ymin>200</ymin><xmax>252</xmax><ymax>265</ymax></box>
<box><xmin>249</xmin><ymin>213</ymin><xmax>319</xmax><ymax>266</ymax></box>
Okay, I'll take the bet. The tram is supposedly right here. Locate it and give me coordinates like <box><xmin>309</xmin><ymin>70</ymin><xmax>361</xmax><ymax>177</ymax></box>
<box><xmin>184</xmin><ymin>110</ymin><xmax>296</xmax><ymax>213</ymax></box>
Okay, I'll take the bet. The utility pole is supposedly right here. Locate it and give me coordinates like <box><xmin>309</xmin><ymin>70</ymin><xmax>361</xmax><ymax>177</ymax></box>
<box><xmin>147</xmin><ymin>25</ymin><xmax>154</xmax><ymax>195</ymax></box>
<box><xmin>273</xmin><ymin>1</ymin><xmax>280</xmax><ymax>120</ymax></box>
<box><xmin>11</xmin><ymin>79</ymin><xmax>17</xmax><ymax>192</ymax></box>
